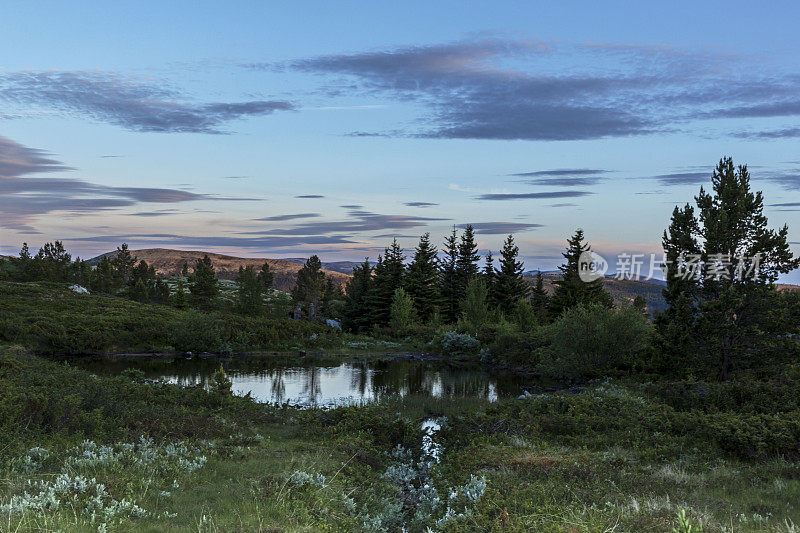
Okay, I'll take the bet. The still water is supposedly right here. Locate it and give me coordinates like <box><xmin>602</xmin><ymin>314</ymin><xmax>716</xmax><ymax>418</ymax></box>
<box><xmin>67</xmin><ymin>355</ymin><xmax>531</xmax><ymax>406</ymax></box>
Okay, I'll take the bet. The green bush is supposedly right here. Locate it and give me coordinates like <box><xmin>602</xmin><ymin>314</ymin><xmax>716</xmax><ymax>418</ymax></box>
<box><xmin>539</xmin><ymin>304</ymin><xmax>652</xmax><ymax>380</ymax></box>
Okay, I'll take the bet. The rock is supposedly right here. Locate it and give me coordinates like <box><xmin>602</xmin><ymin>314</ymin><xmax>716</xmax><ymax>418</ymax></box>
<box><xmin>69</xmin><ymin>284</ymin><xmax>90</xmax><ymax>295</ymax></box>
<box><xmin>325</xmin><ymin>319</ymin><xmax>342</xmax><ymax>330</ymax></box>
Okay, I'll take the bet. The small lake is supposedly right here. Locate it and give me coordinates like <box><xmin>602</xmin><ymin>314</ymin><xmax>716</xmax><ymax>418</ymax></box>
<box><xmin>65</xmin><ymin>355</ymin><xmax>533</xmax><ymax>406</ymax></box>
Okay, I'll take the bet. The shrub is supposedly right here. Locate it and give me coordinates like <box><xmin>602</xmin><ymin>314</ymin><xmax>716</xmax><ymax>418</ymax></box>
<box><xmin>437</xmin><ymin>330</ymin><xmax>480</xmax><ymax>357</ymax></box>
<box><xmin>539</xmin><ymin>304</ymin><xmax>652</xmax><ymax>380</ymax></box>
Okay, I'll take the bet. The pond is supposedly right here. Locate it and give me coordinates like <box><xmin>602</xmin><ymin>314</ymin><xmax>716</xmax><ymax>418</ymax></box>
<box><xmin>65</xmin><ymin>355</ymin><xmax>534</xmax><ymax>406</ymax></box>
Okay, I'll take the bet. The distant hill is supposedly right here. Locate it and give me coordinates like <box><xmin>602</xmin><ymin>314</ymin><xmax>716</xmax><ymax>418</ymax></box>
<box><xmin>524</xmin><ymin>273</ymin><xmax>669</xmax><ymax>313</ymax></box>
<box><xmin>282</xmin><ymin>258</ymin><xmax>375</xmax><ymax>275</ymax></box>
<box><xmin>88</xmin><ymin>248</ymin><xmax>351</xmax><ymax>292</ymax></box>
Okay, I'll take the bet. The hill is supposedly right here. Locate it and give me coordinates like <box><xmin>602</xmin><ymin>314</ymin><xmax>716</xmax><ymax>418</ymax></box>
<box><xmin>525</xmin><ymin>273</ymin><xmax>668</xmax><ymax>313</ymax></box>
<box><xmin>88</xmin><ymin>248</ymin><xmax>351</xmax><ymax>292</ymax></box>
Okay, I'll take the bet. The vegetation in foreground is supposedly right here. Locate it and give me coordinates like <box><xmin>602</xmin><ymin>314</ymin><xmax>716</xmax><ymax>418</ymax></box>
<box><xmin>1</xmin><ymin>346</ymin><xmax>799</xmax><ymax>532</ymax></box>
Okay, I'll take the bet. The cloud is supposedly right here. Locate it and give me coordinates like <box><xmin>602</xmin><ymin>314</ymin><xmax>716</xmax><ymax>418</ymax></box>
<box><xmin>340</xmin><ymin>204</ymin><xmax>362</xmax><ymax>209</ymax></box>
<box><xmin>64</xmin><ymin>233</ymin><xmax>357</xmax><ymax>250</ymax></box>
<box><xmin>278</xmin><ymin>38</ymin><xmax>800</xmax><ymax>141</ymax></box>
<box><xmin>0</xmin><ymin>135</ymin><xmax>259</xmax><ymax>231</ymax></box>
<box><xmin>647</xmin><ymin>171</ymin><xmax>710</xmax><ymax>186</ymax></box>
<box><xmin>510</xmin><ymin>168</ymin><xmax>607</xmax><ymax>177</ymax></box>
<box><xmin>296</xmin><ymin>194</ymin><xmax>325</xmax><ymax>198</ymax></box>
<box><xmin>521</xmin><ymin>176</ymin><xmax>604</xmax><ymax>187</ymax></box>
<box><xmin>244</xmin><ymin>208</ymin><xmax>449</xmax><ymax>235</ymax></box>
<box><xmin>770</xmin><ymin>202</ymin><xmax>800</xmax><ymax>207</ymax></box>
<box><xmin>221</xmin><ymin>175</ymin><xmax>248</xmax><ymax>180</ymax></box>
<box><xmin>457</xmin><ymin>222</ymin><xmax>543</xmax><ymax>234</ymax></box>
<box><xmin>759</xmin><ymin>170</ymin><xmax>800</xmax><ymax>190</ymax></box>
<box><xmin>129</xmin><ymin>210</ymin><xmax>180</xmax><ymax>217</ymax></box>
<box><xmin>254</xmin><ymin>213</ymin><xmax>321</xmax><ymax>221</ymax></box>
<box><xmin>404</xmin><ymin>201</ymin><xmax>439</xmax><ymax>207</ymax></box>
<box><xmin>476</xmin><ymin>190</ymin><xmax>594</xmax><ymax>201</ymax></box>
<box><xmin>0</xmin><ymin>71</ymin><xmax>293</xmax><ymax>133</ymax></box>
<box><xmin>549</xmin><ymin>202</ymin><xmax>578</xmax><ymax>207</ymax></box>
<box><xmin>732</xmin><ymin>127</ymin><xmax>800</xmax><ymax>139</ymax></box>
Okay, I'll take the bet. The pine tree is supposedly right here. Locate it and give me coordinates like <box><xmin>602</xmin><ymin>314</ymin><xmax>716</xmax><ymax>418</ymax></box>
<box><xmin>130</xmin><ymin>278</ymin><xmax>149</xmax><ymax>302</ymax></box>
<box><xmin>439</xmin><ymin>227</ymin><xmax>460</xmax><ymax>323</ymax></box>
<box><xmin>322</xmin><ymin>278</ymin><xmax>344</xmax><ymax>317</ymax></box>
<box><xmin>530</xmin><ymin>271</ymin><xmax>550</xmax><ymax>322</ymax></box>
<box><xmin>368</xmin><ymin>240</ymin><xmax>405</xmax><ymax>326</ymax></box>
<box><xmin>112</xmin><ymin>243</ymin><xmax>136</xmax><ymax>285</ymax></box>
<box><xmin>236</xmin><ymin>265</ymin><xmax>263</xmax><ymax>316</ymax></box>
<box><xmin>257</xmin><ymin>262</ymin><xmax>274</xmax><ymax>291</ymax></box>
<box><xmin>173</xmin><ymin>278</ymin><xmax>188</xmax><ymax>309</ymax></box>
<box><xmin>189</xmin><ymin>254</ymin><xmax>219</xmax><ymax>309</ymax></box>
<box><xmin>405</xmin><ymin>233</ymin><xmax>440</xmax><ymax>321</ymax></box>
<box><xmin>656</xmin><ymin>157</ymin><xmax>800</xmax><ymax>380</ymax></box>
<box><xmin>292</xmin><ymin>255</ymin><xmax>326</xmax><ymax>317</ymax></box>
<box><xmin>482</xmin><ymin>251</ymin><xmax>496</xmax><ymax>307</ymax></box>
<box><xmin>550</xmin><ymin>229</ymin><xmax>612</xmax><ymax>317</ymax></box>
<box><xmin>181</xmin><ymin>262</ymin><xmax>189</xmax><ymax>278</ymax></box>
<box><xmin>127</xmin><ymin>260</ymin><xmax>154</xmax><ymax>301</ymax></box>
<box><xmin>11</xmin><ymin>243</ymin><xmax>36</xmax><ymax>281</ymax></box>
<box><xmin>493</xmin><ymin>235</ymin><xmax>530</xmax><ymax>316</ymax></box>
<box><xmin>90</xmin><ymin>256</ymin><xmax>116</xmax><ymax>293</ymax></box>
<box><xmin>343</xmin><ymin>258</ymin><xmax>373</xmax><ymax>332</ymax></box>
<box><xmin>456</xmin><ymin>225</ymin><xmax>481</xmax><ymax>296</ymax></box>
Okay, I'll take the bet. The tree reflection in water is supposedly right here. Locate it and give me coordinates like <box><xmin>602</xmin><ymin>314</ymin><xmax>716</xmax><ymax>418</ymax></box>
<box><xmin>65</xmin><ymin>356</ymin><xmax>530</xmax><ymax>406</ymax></box>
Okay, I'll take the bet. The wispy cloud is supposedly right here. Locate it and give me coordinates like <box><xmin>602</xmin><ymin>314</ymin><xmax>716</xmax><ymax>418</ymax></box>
<box><xmin>0</xmin><ymin>71</ymin><xmax>293</xmax><ymax>133</ymax></box>
<box><xmin>457</xmin><ymin>222</ymin><xmax>543</xmax><ymax>234</ymax></box>
<box><xmin>404</xmin><ymin>201</ymin><xmax>439</xmax><ymax>207</ymax></box>
<box><xmin>243</xmin><ymin>208</ymin><xmax>449</xmax><ymax>235</ymax></box>
<box><xmin>272</xmin><ymin>38</ymin><xmax>800</xmax><ymax>141</ymax></box>
<box><xmin>296</xmin><ymin>194</ymin><xmax>325</xmax><ymax>199</ymax></box>
<box><xmin>476</xmin><ymin>190</ymin><xmax>593</xmax><ymax>201</ymax></box>
<box><xmin>254</xmin><ymin>213</ymin><xmax>321</xmax><ymax>221</ymax></box>
<box><xmin>0</xmin><ymin>135</ymin><xmax>260</xmax><ymax>231</ymax></box>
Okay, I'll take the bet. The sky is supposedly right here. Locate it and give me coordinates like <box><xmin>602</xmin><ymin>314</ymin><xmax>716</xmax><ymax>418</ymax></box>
<box><xmin>1</xmin><ymin>1</ymin><xmax>800</xmax><ymax>281</ymax></box>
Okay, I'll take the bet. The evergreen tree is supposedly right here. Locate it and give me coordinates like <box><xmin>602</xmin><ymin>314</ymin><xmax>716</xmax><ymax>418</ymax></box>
<box><xmin>343</xmin><ymin>258</ymin><xmax>373</xmax><ymax>332</ymax></box>
<box><xmin>530</xmin><ymin>271</ymin><xmax>550</xmax><ymax>322</ymax></box>
<box><xmin>481</xmin><ymin>250</ymin><xmax>497</xmax><ymax>307</ymax></box>
<box><xmin>493</xmin><ymin>235</ymin><xmax>530</xmax><ymax>315</ymax></box>
<box><xmin>439</xmin><ymin>227</ymin><xmax>460</xmax><ymax>323</ymax></box>
<box><xmin>368</xmin><ymin>240</ymin><xmax>405</xmax><ymax>326</ymax></box>
<box><xmin>404</xmin><ymin>233</ymin><xmax>440</xmax><ymax>321</ymax></box>
<box><xmin>11</xmin><ymin>243</ymin><xmax>36</xmax><ymax>281</ymax></box>
<box><xmin>292</xmin><ymin>255</ymin><xmax>326</xmax><ymax>317</ymax></box>
<box><xmin>459</xmin><ymin>277</ymin><xmax>489</xmax><ymax>330</ymax></box>
<box><xmin>181</xmin><ymin>262</ymin><xmax>189</xmax><ymax>278</ymax></box>
<box><xmin>456</xmin><ymin>224</ymin><xmax>481</xmax><ymax>296</ymax></box>
<box><xmin>189</xmin><ymin>254</ymin><xmax>219</xmax><ymax>309</ymax></box>
<box><xmin>656</xmin><ymin>157</ymin><xmax>800</xmax><ymax>379</ymax></box>
<box><xmin>550</xmin><ymin>229</ymin><xmax>612</xmax><ymax>317</ymax></box>
<box><xmin>236</xmin><ymin>265</ymin><xmax>263</xmax><ymax>316</ymax></box>
<box><xmin>90</xmin><ymin>256</ymin><xmax>116</xmax><ymax>293</ymax></box>
<box><xmin>36</xmin><ymin>241</ymin><xmax>72</xmax><ymax>282</ymax></box>
<box><xmin>173</xmin><ymin>278</ymin><xmax>189</xmax><ymax>309</ymax></box>
<box><xmin>257</xmin><ymin>262</ymin><xmax>274</xmax><ymax>291</ymax></box>
<box><xmin>152</xmin><ymin>278</ymin><xmax>171</xmax><ymax>304</ymax></box>
<box><xmin>390</xmin><ymin>287</ymin><xmax>416</xmax><ymax>331</ymax></box>
<box><xmin>130</xmin><ymin>278</ymin><xmax>149</xmax><ymax>302</ymax></box>
<box><xmin>322</xmin><ymin>278</ymin><xmax>345</xmax><ymax>317</ymax></box>
<box><xmin>112</xmin><ymin>243</ymin><xmax>136</xmax><ymax>285</ymax></box>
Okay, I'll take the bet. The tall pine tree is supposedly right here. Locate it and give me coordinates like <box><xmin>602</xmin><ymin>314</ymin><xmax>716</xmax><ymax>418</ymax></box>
<box><xmin>656</xmin><ymin>157</ymin><xmax>800</xmax><ymax>379</ymax></box>
<box><xmin>189</xmin><ymin>254</ymin><xmax>219</xmax><ymax>309</ymax></box>
<box><xmin>530</xmin><ymin>271</ymin><xmax>550</xmax><ymax>322</ymax></box>
<box><xmin>492</xmin><ymin>234</ymin><xmax>530</xmax><ymax>315</ymax></box>
<box><xmin>368</xmin><ymin>240</ymin><xmax>405</xmax><ymax>326</ymax></box>
<box><xmin>456</xmin><ymin>225</ymin><xmax>481</xmax><ymax>296</ymax></box>
<box><xmin>550</xmin><ymin>229</ymin><xmax>612</xmax><ymax>317</ymax></box>
<box><xmin>439</xmin><ymin>228</ymin><xmax>460</xmax><ymax>323</ymax></box>
<box><xmin>343</xmin><ymin>258</ymin><xmax>373</xmax><ymax>332</ymax></box>
<box><xmin>405</xmin><ymin>233</ymin><xmax>440</xmax><ymax>321</ymax></box>
<box><xmin>292</xmin><ymin>255</ymin><xmax>326</xmax><ymax>317</ymax></box>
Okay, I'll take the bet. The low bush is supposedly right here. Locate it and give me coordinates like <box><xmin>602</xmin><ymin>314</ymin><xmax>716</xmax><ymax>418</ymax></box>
<box><xmin>538</xmin><ymin>304</ymin><xmax>652</xmax><ymax>380</ymax></box>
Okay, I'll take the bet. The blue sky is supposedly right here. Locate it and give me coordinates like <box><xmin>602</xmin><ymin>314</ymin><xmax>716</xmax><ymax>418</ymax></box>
<box><xmin>1</xmin><ymin>1</ymin><xmax>799</xmax><ymax>281</ymax></box>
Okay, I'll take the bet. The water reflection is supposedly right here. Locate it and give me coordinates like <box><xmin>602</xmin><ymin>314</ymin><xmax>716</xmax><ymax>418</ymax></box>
<box><xmin>67</xmin><ymin>356</ymin><xmax>529</xmax><ymax>406</ymax></box>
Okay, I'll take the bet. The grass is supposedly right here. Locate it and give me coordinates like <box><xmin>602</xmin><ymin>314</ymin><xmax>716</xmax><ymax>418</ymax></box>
<box><xmin>2</xmin><ymin>346</ymin><xmax>799</xmax><ymax>531</ymax></box>
<box><xmin>0</xmin><ymin>281</ymin><xmax>419</xmax><ymax>356</ymax></box>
